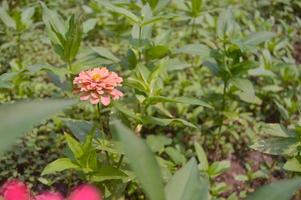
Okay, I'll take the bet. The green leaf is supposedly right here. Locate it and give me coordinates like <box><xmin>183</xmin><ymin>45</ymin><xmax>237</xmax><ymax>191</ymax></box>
<box><xmin>64</xmin><ymin>133</ymin><xmax>84</xmax><ymax>159</ymax></box>
<box><xmin>194</xmin><ymin>142</ymin><xmax>209</xmax><ymax>171</ymax></box>
<box><xmin>90</xmin><ymin>166</ymin><xmax>128</xmax><ymax>182</ymax></box>
<box><xmin>146</xmin><ymin>135</ymin><xmax>172</xmax><ymax>153</ymax></box>
<box><xmin>104</xmin><ymin>2</ymin><xmax>139</xmax><ymax>23</ymax></box>
<box><xmin>142</xmin><ymin>116</ymin><xmax>197</xmax><ymax>129</ymax></box>
<box><xmin>146</xmin><ymin>0</ymin><xmax>159</xmax><ymax>10</ymax></box>
<box><xmin>260</xmin><ymin>123</ymin><xmax>295</xmax><ymax>137</ymax></box>
<box><xmin>145</xmin><ymin>45</ymin><xmax>170</xmax><ymax>60</ymax></box>
<box><xmin>174</xmin><ymin>44</ymin><xmax>210</xmax><ymax>58</ymax></box>
<box><xmin>283</xmin><ymin>158</ymin><xmax>301</xmax><ymax>172</ymax></box>
<box><xmin>42</xmin><ymin>158</ymin><xmax>79</xmax><ymax>175</ymax></box>
<box><xmin>191</xmin><ymin>0</ymin><xmax>202</xmax><ymax>17</ymax></box>
<box><xmin>246</xmin><ymin>178</ymin><xmax>301</xmax><ymax>200</ymax></box>
<box><xmin>208</xmin><ymin>160</ymin><xmax>230</xmax><ymax>178</ymax></box>
<box><xmin>250</xmin><ymin>137</ymin><xmax>299</xmax><ymax>156</ymax></box>
<box><xmin>0</xmin><ymin>7</ymin><xmax>16</xmax><ymax>29</ymax></box>
<box><xmin>21</xmin><ymin>7</ymin><xmax>35</xmax><ymax>26</ymax></box>
<box><xmin>165</xmin><ymin>158</ymin><xmax>210</xmax><ymax>200</ymax></box>
<box><xmin>0</xmin><ymin>99</ymin><xmax>75</xmax><ymax>154</ymax></box>
<box><xmin>217</xmin><ymin>8</ymin><xmax>236</xmax><ymax>39</ymax></box>
<box><xmin>145</xmin><ymin>96</ymin><xmax>212</xmax><ymax>108</ymax></box>
<box><xmin>41</xmin><ymin>2</ymin><xmax>66</xmax><ymax>34</ymax></box>
<box><xmin>234</xmin><ymin>31</ymin><xmax>275</xmax><ymax>51</ymax></box>
<box><xmin>91</xmin><ymin>46</ymin><xmax>120</xmax><ymax>62</ymax></box>
<box><xmin>165</xmin><ymin>147</ymin><xmax>186</xmax><ymax>165</ymax></box>
<box><xmin>83</xmin><ymin>18</ymin><xmax>98</xmax><ymax>33</ymax></box>
<box><xmin>231</xmin><ymin>78</ymin><xmax>261</xmax><ymax>104</ymax></box>
<box><xmin>113</xmin><ymin>102</ymin><xmax>142</xmax><ymax>122</ymax></box>
<box><xmin>62</xmin><ymin>118</ymin><xmax>99</xmax><ymax>141</ymax></box>
<box><xmin>111</xmin><ymin>120</ymin><xmax>165</xmax><ymax>200</ymax></box>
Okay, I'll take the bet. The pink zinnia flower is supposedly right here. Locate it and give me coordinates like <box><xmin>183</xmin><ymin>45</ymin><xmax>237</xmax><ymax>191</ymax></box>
<box><xmin>34</xmin><ymin>192</ymin><xmax>64</xmax><ymax>200</ymax></box>
<box><xmin>0</xmin><ymin>179</ymin><xmax>30</xmax><ymax>200</ymax></box>
<box><xmin>73</xmin><ymin>67</ymin><xmax>123</xmax><ymax>106</ymax></box>
<box><xmin>68</xmin><ymin>184</ymin><xmax>102</xmax><ymax>200</ymax></box>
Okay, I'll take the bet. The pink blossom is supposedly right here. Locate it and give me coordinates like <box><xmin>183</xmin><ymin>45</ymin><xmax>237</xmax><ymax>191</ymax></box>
<box><xmin>68</xmin><ymin>184</ymin><xmax>102</xmax><ymax>200</ymax></box>
<box><xmin>73</xmin><ymin>67</ymin><xmax>123</xmax><ymax>106</ymax></box>
<box><xmin>34</xmin><ymin>192</ymin><xmax>64</xmax><ymax>200</ymax></box>
<box><xmin>0</xmin><ymin>179</ymin><xmax>30</xmax><ymax>200</ymax></box>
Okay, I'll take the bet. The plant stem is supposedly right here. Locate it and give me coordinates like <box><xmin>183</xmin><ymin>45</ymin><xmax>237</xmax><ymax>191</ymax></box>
<box><xmin>16</xmin><ymin>32</ymin><xmax>22</xmax><ymax>69</ymax></box>
<box><xmin>117</xmin><ymin>155</ymin><xmax>124</xmax><ymax>168</ymax></box>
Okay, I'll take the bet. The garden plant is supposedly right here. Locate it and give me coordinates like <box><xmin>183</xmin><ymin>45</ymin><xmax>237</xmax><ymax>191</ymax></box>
<box><xmin>1</xmin><ymin>0</ymin><xmax>301</xmax><ymax>200</ymax></box>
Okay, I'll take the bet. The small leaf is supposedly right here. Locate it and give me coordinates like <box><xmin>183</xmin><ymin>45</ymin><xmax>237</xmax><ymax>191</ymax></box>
<box><xmin>283</xmin><ymin>158</ymin><xmax>301</xmax><ymax>172</ymax></box>
<box><xmin>145</xmin><ymin>45</ymin><xmax>170</xmax><ymax>60</ymax></box>
<box><xmin>194</xmin><ymin>142</ymin><xmax>209</xmax><ymax>171</ymax></box>
<box><xmin>83</xmin><ymin>18</ymin><xmax>98</xmax><ymax>33</ymax></box>
<box><xmin>91</xmin><ymin>47</ymin><xmax>120</xmax><ymax>62</ymax></box>
<box><xmin>90</xmin><ymin>166</ymin><xmax>127</xmax><ymax>182</ymax></box>
<box><xmin>42</xmin><ymin>158</ymin><xmax>79</xmax><ymax>175</ymax></box>
<box><xmin>0</xmin><ymin>7</ymin><xmax>16</xmax><ymax>29</ymax></box>
<box><xmin>174</xmin><ymin>44</ymin><xmax>210</xmax><ymax>58</ymax></box>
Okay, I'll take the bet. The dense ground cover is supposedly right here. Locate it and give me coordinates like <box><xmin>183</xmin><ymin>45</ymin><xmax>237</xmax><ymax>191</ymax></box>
<box><xmin>1</xmin><ymin>0</ymin><xmax>301</xmax><ymax>199</ymax></box>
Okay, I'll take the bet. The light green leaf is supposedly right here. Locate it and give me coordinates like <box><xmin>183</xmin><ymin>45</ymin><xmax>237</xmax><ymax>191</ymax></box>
<box><xmin>283</xmin><ymin>158</ymin><xmax>301</xmax><ymax>172</ymax></box>
<box><xmin>146</xmin><ymin>135</ymin><xmax>172</xmax><ymax>153</ymax></box>
<box><xmin>90</xmin><ymin>166</ymin><xmax>128</xmax><ymax>182</ymax></box>
<box><xmin>165</xmin><ymin>158</ymin><xmax>210</xmax><ymax>200</ymax></box>
<box><xmin>42</xmin><ymin>158</ymin><xmax>79</xmax><ymax>175</ymax></box>
<box><xmin>142</xmin><ymin>116</ymin><xmax>197</xmax><ymax>129</ymax></box>
<box><xmin>145</xmin><ymin>45</ymin><xmax>170</xmax><ymax>60</ymax></box>
<box><xmin>0</xmin><ymin>7</ymin><xmax>16</xmax><ymax>29</ymax></box>
<box><xmin>217</xmin><ymin>8</ymin><xmax>236</xmax><ymax>39</ymax></box>
<box><xmin>91</xmin><ymin>46</ymin><xmax>120</xmax><ymax>62</ymax></box>
<box><xmin>145</xmin><ymin>96</ymin><xmax>212</xmax><ymax>108</ymax></box>
<box><xmin>194</xmin><ymin>142</ymin><xmax>209</xmax><ymax>171</ymax></box>
<box><xmin>246</xmin><ymin>178</ymin><xmax>301</xmax><ymax>200</ymax></box>
<box><xmin>83</xmin><ymin>18</ymin><xmax>98</xmax><ymax>33</ymax></box>
<box><xmin>0</xmin><ymin>99</ymin><xmax>75</xmax><ymax>154</ymax></box>
<box><xmin>111</xmin><ymin>120</ymin><xmax>165</xmax><ymax>200</ymax></box>
<box><xmin>64</xmin><ymin>133</ymin><xmax>84</xmax><ymax>159</ymax></box>
<box><xmin>174</xmin><ymin>44</ymin><xmax>210</xmax><ymax>58</ymax></box>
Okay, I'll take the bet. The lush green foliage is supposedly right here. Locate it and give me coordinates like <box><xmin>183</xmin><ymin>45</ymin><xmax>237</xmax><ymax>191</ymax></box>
<box><xmin>1</xmin><ymin>0</ymin><xmax>301</xmax><ymax>199</ymax></box>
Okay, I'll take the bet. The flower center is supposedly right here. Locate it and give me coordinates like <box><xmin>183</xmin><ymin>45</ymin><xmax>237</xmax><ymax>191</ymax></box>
<box><xmin>92</xmin><ymin>73</ymin><xmax>102</xmax><ymax>81</ymax></box>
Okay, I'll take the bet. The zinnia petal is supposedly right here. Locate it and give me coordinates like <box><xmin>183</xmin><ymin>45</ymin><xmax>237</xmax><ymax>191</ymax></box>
<box><xmin>0</xmin><ymin>179</ymin><xmax>30</xmax><ymax>200</ymax></box>
<box><xmin>68</xmin><ymin>184</ymin><xmax>102</xmax><ymax>200</ymax></box>
<box><xmin>34</xmin><ymin>192</ymin><xmax>64</xmax><ymax>200</ymax></box>
<box><xmin>100</xmin><ymin>96</ymin><xmax>111</xmax><ymax>106</ymax></box>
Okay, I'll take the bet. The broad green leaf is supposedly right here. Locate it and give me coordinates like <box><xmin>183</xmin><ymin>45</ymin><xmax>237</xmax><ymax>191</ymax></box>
<box><xmin>165</xmin><ymin>147</ymin><xmax>186</xmax><ymax>165</ymax></box>
<box><xmin>90</xmin><ymin>166</ymin><xmax>127</xmax><ymax>182</ymax></box>
<box><xmin>42</xmin><ymin>158</ymin><xmax>79</xmax><ymax>175</ymax></box>
<box><xmin>145</xmin><ymin>45</ymin><xmax>170</xmax><ymax>60</ymax></box>
<box><xmin>146</xmin><ymin>135</ymin><xmax>172</xmax><ymax>153</ymax></box>
<box><xmin>234</xmin><ymin>31</ymin><xmax>275</xmax><ymax>51</ymax></box>
<box><xmin>21</xmin><ymin>7</ymin><xmax>35</xmax><ymax>26</ymax></box>
<box><xmin>83</xmin><ymin>18</ymin><xmax>98</xmax><ymax>33</ymax></box>
<box><xmin>111</xmin><ymin>120</ymin><xmax>165</xmax><ymax>200</ymax></box>
<box><xmin>165</xmin><ymin>158</ymin><xmax>210</xmax><ymax>200</ymax></box>
<box><xmin>246</xmin><ymin>178</ymin><xmax>301</xmax><ymax>200</ymax></box>
<box><xmin>103</xmin><ymin>2</ymin><xmax>139</xmax><ymax>23</ymax></box>
<box><xmin>194</xmin><ymin>142</ymin><xmax>209</xmax><ymax>171</ymax></box>
<box><xmin>0</xmin><ymin>99</ymin><xmax>75</xmax><ymax>154</ymax></box>
<box><xmin>91</xmin><ymin>46</ymin><xmax>120</xmax><ymax>62</ymax></box>
<box><xmin>174</xmin><ymin>44</ymin><xmax>210</xmax><ymax>58</ymax></box>
<box><xmin>231</xmin><ymin>78</ymin><xmax>261</xmax><ymax>104</ymax></box>
<box><xmin>62</xmin><ymin>118</ymin><xmax>100</xmax><ymax>141</ymax></box>
<box><xmin>250</xmin><ymin>137</ymin><xmax>299</xmax><ymax>156</ymax></box>
<box><xmin>41</xmin><ymin>2</ymin><xmax>66</xmax><ymax>34</ymax></box>
<box><xmin>217</xmin><ymin>8</ymin><xmax>236</xmax><ymax>39</ymax></box>
<box><xmin>0</xmin><ymin>7</ymin><xmax>16</xmax><ymax>29</ymax></box>
<box><xmin>113</xmin><ymin>102</ymin><xmax>142</xmax><ymax>122</ymax></box>
<box><xmin>283</xmin><ymin>158</ymin><xmax>301</xmax><ymax>172</ymax></box>
<box><xmin>260</xmin><ymin>123</ymin><xmax>295</xmax><ymax>137</ymax></box>
<box><xmin>142</xmin><ymin>116</ymin><xmax>197</xmax><ymax>129</ymax></box>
